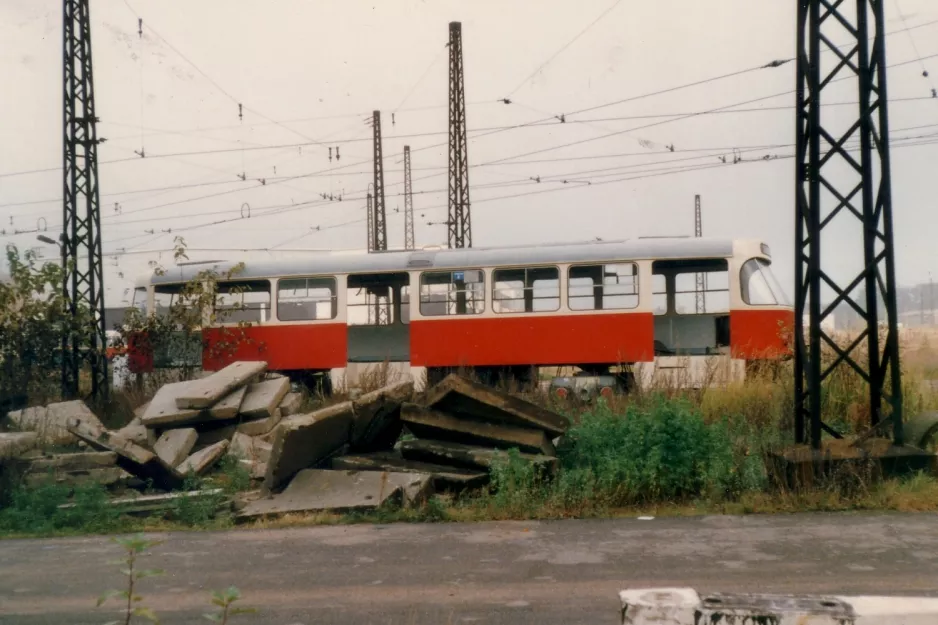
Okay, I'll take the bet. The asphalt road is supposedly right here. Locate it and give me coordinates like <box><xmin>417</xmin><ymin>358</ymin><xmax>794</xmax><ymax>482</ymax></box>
<box><xmin>2</xmin><ymin>513</ymin><xmax>937</xmax><ymax>624</ymax></box>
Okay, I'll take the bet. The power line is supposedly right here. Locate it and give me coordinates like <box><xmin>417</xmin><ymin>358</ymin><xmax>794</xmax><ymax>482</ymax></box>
<box><xmin>505</xmin><ymin>0</ymin><xmax>623</xmax><ymax>98</ymax></box>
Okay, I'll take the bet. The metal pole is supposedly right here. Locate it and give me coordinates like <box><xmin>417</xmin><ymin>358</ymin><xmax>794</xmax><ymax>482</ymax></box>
<box><xmin>447</xmin><ymin>21</ymin><xmax>471</xmax><ymax>248</ymax></box>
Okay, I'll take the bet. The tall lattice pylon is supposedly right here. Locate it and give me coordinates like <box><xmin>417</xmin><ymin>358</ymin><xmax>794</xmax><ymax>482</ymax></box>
<box><xmin>795</xmin><ymin>0</ymin><xmax>903</xmax><ymax>448</ymax></box>
<box><xmin>403</xmin><ymin>145</ymin><xmax>415</xmax><ymax>250</ymax></box>
<box><xmin>372</xmin><ymin>110</ymin><xmax>388</xmax><ymax>252</ymax></box>
<box><xmin>366</xmin><ymin>191</ymin><xmax>374</xmax><ymax>252</ymax></box>
<box><xmin>447</xmin><ymin>21</ymin><xmax>471</xmax><ymax>248</ymax></box>
<box><xmin>694</xmin><ymin>194</ymin><xmax>705</xmax><ymax>314</ymax></box>
<box><xmin>63</xmin><ymin>0</ymin><xmax>108</xmax><ymax>400</ymax></box>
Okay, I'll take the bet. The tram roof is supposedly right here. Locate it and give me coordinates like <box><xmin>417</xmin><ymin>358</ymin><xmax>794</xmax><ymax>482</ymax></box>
<box><xmin>140</xmin><ymin>237</ymin><xmax>745</xmax><ymax>286</ymax></box>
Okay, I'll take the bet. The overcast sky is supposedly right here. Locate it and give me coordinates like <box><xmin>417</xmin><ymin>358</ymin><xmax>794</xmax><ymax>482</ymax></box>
<box><xmin>1</xmin><ymin>0</ymin><xmax>936</xmax><ymax>306</ymax></box>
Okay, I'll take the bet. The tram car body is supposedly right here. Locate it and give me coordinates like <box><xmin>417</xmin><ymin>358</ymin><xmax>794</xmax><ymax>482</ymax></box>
<box><xmin>128</xmin><ymin>237</ymin><xmax>793</xmax><ymax>391</ymax></box>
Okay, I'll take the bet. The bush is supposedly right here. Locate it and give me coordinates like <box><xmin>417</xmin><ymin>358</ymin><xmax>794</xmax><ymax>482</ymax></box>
<box><xmin>0</xmin><ymin>480</ymin><xmax>122</xmax><ymax>535</ymax></box>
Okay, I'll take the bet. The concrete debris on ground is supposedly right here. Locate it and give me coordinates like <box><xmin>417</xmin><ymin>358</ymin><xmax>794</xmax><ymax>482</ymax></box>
<box><xmin>0</xmin><ymin>432</ymin><xmax>38</xmax><ymax>460</ymax></box>
<box><xmin>3</xmin><ymin>400</ymin><xmax>105</xmax><ymax>446</ymax></box>
<box><xmin>349</xmin><ymin>381</ymin><xmax>413</xmax><ymax>452</ymax></box>
<box><xmin>4</xmin><ymin>365</ymin><xmax>570</xmax><ymax>519</ymax></box>
<box><xmin>263</xmin><ymin>402</ymin><xmax>353</xmax><ymax>491</ymax></box>
<box><xmin>240</xmin><ymin>377</ymin><xmax>290</xmax><ymax>419</ymax></box>
<box><xmin>207</xmin><ymin>386</ymin><xmax>247</xmax><ymax>420</ymax></box>
<box><xmin>399</xmin><ymin>439</ymin><xmax>560</xmax><ymax>476</ymax></box>
<box><xmin>175</xmin><ymin>361</ymin><xmax>267</xmax><ymax>409</ymax></box>
<box><xmin>400</xmin><ymin>402</ymin><xmax>556</xmax><ymax>455</ymax></box>
<box><xmin>424</xmin><ymin>374</ymin><xmax>570</xmax><ymax>438</ymax></box>
<box><xmin>178</xmin><ymin>440</ymin><xmax>229</xmax><ymax>476</ymax></box>
<box><xmin>153</xmin><ymin>428</ymin><xmax>198</xmax><ymax>467</ymax></box>
<box><xmin>67</xmin><ymin>421</ymin><xmax>184</xmax><ymax>491</ymax></box>
<box><xmin>279</xmin><ymin>392</ymin><xmax>305</xmax><ymax>417</ymax></box>
<box><xmin>239</xmin><ymin>469</ymin><xmax>432</xmax><ymax>519</ymax></box>
<box><xmin>58</xmin><ymin>489</ymin><xmax>226</xmax><ymax>515</ymax></box>
<box><xmin>116</xmin><ymin>417</ymin><xmax>149</xmax><ymax>446</ymax></box>
<box><xmin>330</xmin><ymin>451</ymin><xmax>488</xmax><ymax>491</ymax></box>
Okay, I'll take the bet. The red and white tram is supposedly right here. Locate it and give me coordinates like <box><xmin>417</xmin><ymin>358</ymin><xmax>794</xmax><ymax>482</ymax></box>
<box><xmin>128</xmin><ymin>237</ymin><xmax>793</xmax><ymax>391</ymax></box>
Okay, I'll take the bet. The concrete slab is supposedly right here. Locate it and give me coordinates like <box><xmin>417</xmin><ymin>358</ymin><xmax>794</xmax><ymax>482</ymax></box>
<box><xmin>208</xmin><ymin>386</ymin><xmax>247</xmax><ymax>420</ymax></box>
<box><xmin>116</xmin><ymin>418</ymin><xmax>149</xmax><ymax>447</ymax></box>
<box><xmin>175</xmin><ymin>361</ymin><xmax>267</xmax><ymax>409</ymax></box>
<box><xmin>768</xmin><ymin>438</ymin><xmax>938</xmax><ymax>489</ymax></box>
<box><xmin>4</xmin><ymin>400</ymin><xmax>105</xmax><ymax>446</ymax></box>
<box><xmin>153</xmin><ymin>428</ymin><xmax>198</xmax><ymax>467</ymax></box>
<box><xmin>331</xmin><ymin>451</ymin><xmax>488</xmax><ymax>491</ymax></box>
<box><xmin>25</xmin><ymin>467</ymin><xmax>125</xmax><ymax>488</ymax></box>
<box><xmin>58</xmin><ymin>489</ymin><xmax>226</xmax><ymax>515</ymax></box>
<box><xmin>133</xmin><ymin>402</ymin><xmax>150</xmax><ymax>419</ymax></box>
<box><xmin>0</xmin><ymin>432</ymin><xmax>38</xmax><ymax>460</ymax></box>
<box><xmin>240</xmin><ymin>469</ymin><xmax>430</xmax><ymax>518</ymax></box>
<box><xmin>178</xmin><ymin>440</ymin><xmax>229</xmax><ymax>475</ymax></box>
<box><xmin>229</xmin><ymin>432</ymin><xmax>273</xmax><ymax>464</ymax></box>
<box><xmin>240</xmin><ymin>377</ymin><xmax>291</xmax><ymax>419</ymax></box>
<box><xmin>236</xmin><ymin>408</ymin><xmax>282</xmax><ymax>437</ymax></box>
<box><xmin>425</xmin><ymin>374</ymin><xmax>570</xmax><ymax>437</ymax></box>
<box><xmin>195</xmin><ymin>422</ymin><xmax>238</xmax><ymax>448</ymax></box>
<box><xmin>279</xmin><ymin>392</ymin><xmax>305</xmax><ymax>417</ymax></box>
<box><xmin>141</xmin><ymin>380</ymin><xmax>203</xmax><ymax>427</ymax></box>
<box><xmin>401</xmin><ymin>402</ymin><xmax>556</xmax><ymax>455</ymax></box>
<box><xmin>263</xmin><ymin>403</ymin><xmax>353</xmax><ymax>491</ymax></box>
<box><xmin>349</xmin><ymin>381</ymin><xmax>412</xmax><ymax>452</ymax></box>
<box><xmin>399</xmin><ymin>439</ymin><xmax>560</xmax><ymax>476</ymax></box>
<box><xmin>28</xmin><ymin>452</ymin><xmax>117</xmax><ymax>472</ymax></box>
<box><xmin>67</xmin><ymin>421</ymin><xmax>184</xmax><ymax>491</ymax></box>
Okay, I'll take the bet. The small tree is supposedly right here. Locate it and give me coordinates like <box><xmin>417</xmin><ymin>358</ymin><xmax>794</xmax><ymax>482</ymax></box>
<box><xmin>0</xmin><ymin>245</ymin><xmax>88</xmax><ymax>408</ymax></box>
<box><xmin>116</xmin><ymin>238</ymin><xmax>259</xmax><ymax>390</ymax></box>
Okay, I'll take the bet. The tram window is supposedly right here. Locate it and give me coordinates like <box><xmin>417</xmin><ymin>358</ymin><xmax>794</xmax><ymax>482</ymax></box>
<box><xmin>652</xmin><ymin>274</ymin><xmax>667</xmax><ymax>316</ymax></box>
<box><xmin>568</xmin><ymin>263</ymin><xmax>639</xmax><ymax>311</ymax></box>
<box><xmin>153</xmin><ymin>283</ymin><xmax>184</xmax><ymax>317</ymax></box>
<box><xmin>674</xmin><ymin>268</ymin><xmax>729</xmax><ymax>314</ymax></box>
<box><xmin>419</xmin><ymin>270</ymin><xmax>485</xmax><ymax>316</ymax></box>
<box><xmin>741</xmin><ymin>258</ymin><xmax>788</xmax><ymax>306</ymax></box>
<box><xmin>215</xmin><ymin>280</ymin><xmax>271</xmax><ymax>324</ymax></box>
<box><xmin>277</xmin><ymin>277</ymin><xmax>337</xmax><ymax>321</ymax></box>
<box><xmin>132</xmin><ymin>287</ymin><xmax>148</xmax><ymax>315</ymax></box>
<box><xmin>493</xmin><ymin>266</ymin><xmax>560</xmax><ymax>313</ymax></box>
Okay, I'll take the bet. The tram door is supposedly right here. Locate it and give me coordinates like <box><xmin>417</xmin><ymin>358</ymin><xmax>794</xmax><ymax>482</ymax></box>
<box><xmin>345</xmin><ymin>272</ymin><xmax>411</xmax><ymax>363</ymax></box>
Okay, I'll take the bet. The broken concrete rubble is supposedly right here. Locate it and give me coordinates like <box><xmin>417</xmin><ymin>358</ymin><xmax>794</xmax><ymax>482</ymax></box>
<box><xmin>175</xmin><ymin>361</ymin><xmax>267</xmax><ymax>409</ymax></box>
<box><xmin>229</xmin><ymin>432</ymin><xmax>272</xmax><ymax>464</ymax></box>
<box><xmin>349</xmin><ymin>380</ymin><xmax>413</xmax><ymax>452</ymax></box>
<box><xmin>400</xmin><ymin>439</ymin><xmax>559</xmax><ymax>476</ymax></box>
<box><xmin>27</xmin><ymin>451</ymin><xmax>117</xmax><ymax>472</ymax></box>
<box><xmin>401</xmin><ymin>402</ymin><xmax>556</xmax><ymax>455</ymax></box>
<box><xmin>239</xmin><ymin>469</ymin><xmax>432</xmax><ymax>519</ymax></box>
<box><xmin>58</xmin><ymin>489</ymin><xmax>226</xmax><ymax>515</ymax></box>
<box><xmin>424</xmin><ymin>374</ymin><xmax>569</xmax><ymax>438</ymax></box>
<box><xmin>330</xmin><ymin>451</ymin><xmax>488</xmax><ymax>491</ymax></box>
<box><xmin>0</xmin><ymin>432</ymin><xmax>38</xmax><ymax>460</ymax></box>
<box><xmin>240</xmin><ymin>377</ymin><xmax>290</xmax><ymax>419</ymax></box>
<box><xmin>236</xmin><ymin>408</ymin><xmax>282</xmax><ymax>437</ymax></box>
<box><xmin>263</xmin><ymin>403</ymin><xmax>353</xmax><ymax>491</ymax></box>
<box><xmin>207</xmin><ymin>386</ymin><xmax>247</xmax><ymax>420</ymax></box>
<box><xmin>67</xmin><ymin>421</ymin><xmax>184</xmax><ymax>491</ymax></box>
<box><xmin>178</xmin><ymin>440</ymin><xmax>228</xmax><ymax>476</ymax></box>
<box><xmin>154</xmin><ymin>428</ymin><xmax>198</xmax><ymax>467</ymax></box>
<box><xmin>116</xmin><ymin>417</ymin><xmax>149</xmax><ymax>447</ymax></box>
<box><xmin>278</xmin><ymin>392</ymin><xmax>305</xmax><ymax>417</ymax></box>
<box><xmin>141</xmin><ymin>380</ymin><xmax>203</xmax><ymax>427</ymax></box>
<box><xmin>25</xmin><ymin>467</ymin><xmax>125</xmax><ymax>488</ymax></box>
<box><xmin>4</xmin><ymin>400</ymin><xmax>105</xmax><ymax>446</ymax></box>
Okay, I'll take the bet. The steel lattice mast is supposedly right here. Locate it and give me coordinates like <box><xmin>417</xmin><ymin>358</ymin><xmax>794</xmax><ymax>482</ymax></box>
<box><xmin>403</xmin><ymin>145</ymin><xmax>415</xmax><ymax>250</ymax></box>
<box><xmin>795</xmin><ymin>0</ymin><xmax>903</xmax><ymax>448</ymax></box>
<box><xmin>372</xmin><ymin>111</ymin><xmax>388</xmax><ymax>252</ymax></box>
<box><xmin>694</xmin><ymin>194</ymin><xmax>705</xmax><ymax>314</ymax></box>
<box><xmin>447</xmin><ymin>21</ymin><xmax>471</xmax><ymax>248</ymax></box>
<box><xmin>366</xmin><ymin>190</ymin><xmax>374</xmax><ymax>252</ymax></box>
<box><xmin>63</xmin><ymin>0</ymin><xmax>108</xmax><ymax>400</ymax></box>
